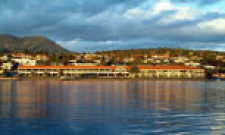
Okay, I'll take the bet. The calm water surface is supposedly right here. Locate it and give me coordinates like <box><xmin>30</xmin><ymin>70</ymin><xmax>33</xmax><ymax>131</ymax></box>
<box><xmin>0</xmin><ymin>80</ymin><xmax>224</xmax><ymax>135</ymax></box>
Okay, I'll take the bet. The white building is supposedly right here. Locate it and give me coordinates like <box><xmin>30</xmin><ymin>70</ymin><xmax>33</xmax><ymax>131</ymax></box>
<box><xmin>18</xmin><ymin>66</ymin><xmax>129</xmax><ymax>77</ymax></box>
<box><xmin>0</xmin><ymin>55</ymin><xmax>9</xmax><ymax>61</ymax></box>
<box><xmin>68</xmin><ymin>60</ymin><xmax>99</xmax><ymax>66</ymax></box>
<box><xmin>12</xmin><ymin>58</ymin><xmax>37</xmax><ymax>66</ymax></box>
<box><xmin>1</xmin><ymin>62</ymin><xmax>13</xmax><ymax>70</ymax></box>
<box><xmin>123</xmin><ymin>57</ymin><xmax>135</xmax><ymax>63</ymax></box>
<box><xmin>184</xmin><ymin>62</ymin><xmax>201</xmax><ymax>67</ymax></box>
<box><xmin>143</xmin><ymin>58</ymin><xmax>154</xmax><ymax>64</ymax></box>
<box><xmin>204</xmin><ymin>65</ymin><xmax>216</xmax><ymax>69</ymax></box>
<box><xmin>136</xmin><ymin>66</ymin><xmax>205</xmax><ymax>79</ymax></box>
<box><xmin>35</xmin><ymin>54</ymin><xmax>49</xmax><ymax>61</ymax></box>
<box><xmin>173</xmin><ymin>57</ymin><xmax>189</xmax><ymax>63</ymax></box>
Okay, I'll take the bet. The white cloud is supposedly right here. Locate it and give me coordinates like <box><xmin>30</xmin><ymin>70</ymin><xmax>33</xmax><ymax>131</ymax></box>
<box><xmin>159</xmin><ymin>7</ymin><xmax>200</xmax><ymax>24</ymax></box>
<box><xmin>57</xmin><ymin>38</ymin><xmax>81</xmax><ymax>50</ymax></box>
<box><xmin>197</xmin><ymin>18</ymin><xmax>225</xmax><ymax>35</ymax></box>
<box><xmin>124</xmin><ymin>8</ymin><xmax>146</xmax><ymax>20</ymax></box>
<box><xmin>57</xmin><ymin>39</ymin><xmax>123</xmax><ymax>52</ymax></box>
<box><xmin>123</xmin><ymin>0</ymin><xmax>201</xmax><ymax>24</ymax></box>
<box><xmin>123</xmin><ymin>0</ymin><xmax>175</xmax><ymax>20</ymax></box>
<box><xmin>153</xmin><ymin>0</ymin><xmax>174</xmax><ymax>12</ymax></box>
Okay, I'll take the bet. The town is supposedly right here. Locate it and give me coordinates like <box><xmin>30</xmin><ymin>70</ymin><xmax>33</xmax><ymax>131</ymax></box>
<box><xmin>0</xmin><ymin>48</ymin><xmax>225</xmax><ymax>80</ymax></box>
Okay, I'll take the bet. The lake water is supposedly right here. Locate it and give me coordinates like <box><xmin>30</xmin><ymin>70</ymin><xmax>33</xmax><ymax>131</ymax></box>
<box><xmin>0</xmin><ymin>80</ymin><xmax>224</xmax><ymax>135</ymax></box>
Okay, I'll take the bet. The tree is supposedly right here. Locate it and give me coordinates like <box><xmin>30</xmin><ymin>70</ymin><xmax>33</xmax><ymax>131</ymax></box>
<box><xmin>129</xmin><ymin>66</ymin><xmax>140</xmax><ymax>73</ymax></box>
<box><xmin>205</xmin><ymin>69</ymin><xmax>217</xmax><ymax>79</ymax></box>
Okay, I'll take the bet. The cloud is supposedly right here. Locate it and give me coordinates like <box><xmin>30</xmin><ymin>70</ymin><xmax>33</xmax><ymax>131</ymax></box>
<box><xmin>197</xmin><ymin>18</ymin><xmax>225</xmax><ymax>35</ymax></box>
<box><xmin>170</xmin><ymin>0</ymin><xmax>223</xmax><ymax>6</ymax></box>
<box><xmin>124</xmin><ymin>1</ymin><xmax>175</xmax><ymax>20</ymax></box>
<box><xmin>57</xmin><ymin>39</ymin><xmax>124</xmax><ymax>52</ymax></box>
<box><xmin>1</xmin><ymin>0</ymin><xmax>225</xmax><ymax>52</ymax></box>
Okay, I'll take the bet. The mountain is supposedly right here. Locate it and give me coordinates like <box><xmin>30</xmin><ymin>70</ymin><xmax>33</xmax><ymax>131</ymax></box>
<box><xmin>0</xmin><ymin>35</ymin><xmax>69</xmax><ymax>54</ymax></box>
<box><xmin>0</xmin><ymin>35</ymin><xmax>22</xmax><ymax>52</ymax></box>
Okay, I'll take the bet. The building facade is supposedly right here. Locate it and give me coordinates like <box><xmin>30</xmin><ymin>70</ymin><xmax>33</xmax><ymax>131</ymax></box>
<box><xmin>18</xmin><ymin>66</ymin><xmax>129</xmax><ymax>77</ymax></box>
<box><xmin>136</xmin><ymin>66</ymin><xmax>205</xmax><ymax>79</ymax></box>
<box><xmin>35</xmin><ymin>54</ymin><xmax>49</xmax><ymax>61</ymax></box>
<box><xmin>1</xmin><ymin>62</ymin><xmax>13</xmax><ymax>70</ymax></box>
<box><xmin>0</xmin><ymin>70</ymin><xmax>3</xmax><ymax>75</ymax></box>
<box><xmin>12</xmin><ymin>58</ymin><xmax>37</xmax><ymax>66</ymax></box>
<box><xmin>18</xmin><ymin>65</ymin><xmax>205</xmax><ymax>79</ymax></box>
<box><xmin>212</xmin><ymin>73</ymin><xmax>225</xmax><ymax>79</ymax></box>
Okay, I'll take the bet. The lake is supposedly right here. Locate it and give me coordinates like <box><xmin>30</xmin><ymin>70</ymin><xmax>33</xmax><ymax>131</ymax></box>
<box><xmin>0</xmin><ymin>80</ymin><xmax>224</xmax><ymax>135</ymax></box>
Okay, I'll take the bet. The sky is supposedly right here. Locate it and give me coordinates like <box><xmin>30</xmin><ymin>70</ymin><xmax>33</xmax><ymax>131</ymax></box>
<box><xmin>1</xmin><ymin>0</ymin><xmax>225</xmax><ymax>52</ymax></box>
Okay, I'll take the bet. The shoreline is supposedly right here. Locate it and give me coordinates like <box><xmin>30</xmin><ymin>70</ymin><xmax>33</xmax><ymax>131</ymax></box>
<box><xmin>0</xmin><ymin>77</ymin><xmax>19</xmax><ymax>80</ymax></box>
<box><xmin>0</xmin><ymin>77</ymin><xmax>223</xmax><ymax>81</ymax></box>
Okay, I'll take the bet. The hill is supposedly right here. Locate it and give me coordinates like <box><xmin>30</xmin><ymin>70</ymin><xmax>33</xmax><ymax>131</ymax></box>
<box><xmin>96</xmin><ymin>48</ymin><xmax>225</xmax><ymax>57</ymax></box>
<box><xmin>0</xmin><ymin>35</ymin><xmax>69</xmax><ymax>54</ymax></box>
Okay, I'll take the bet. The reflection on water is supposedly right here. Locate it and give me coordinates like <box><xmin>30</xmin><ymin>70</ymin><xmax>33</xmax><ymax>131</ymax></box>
<box><xmin>0</xmin><ymin>80</ymin><xmax>224</xmax><ymax>135</ymax></box>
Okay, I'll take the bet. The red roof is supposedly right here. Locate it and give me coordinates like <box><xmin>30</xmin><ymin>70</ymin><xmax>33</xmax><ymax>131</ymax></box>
<box><xmin>137</xmin><ymin>66</ymin><xmax>202</xmax><ymax>70</ymax></box>
<box><xmin>18</xmin><ymin>65</ymin><xmax>202</xmax><ymax>70</ymax></box>
<box><xmin>18</xmin><ymin>66</ymin><xmax>123</xmax><ymax>70</ymax></box>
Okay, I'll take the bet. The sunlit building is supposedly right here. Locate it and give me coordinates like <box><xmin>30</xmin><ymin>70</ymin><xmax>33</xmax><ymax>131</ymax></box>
<box><xmin>18</xmin><ymin>65</ymin><xmax>205</xmax><ymax>79</ymax></box>
<box><xmin>136</xmin><ymin>66</ymin><xmax>205</xmax><ymax>79</ymax></box>
<box><xmin>18</xmin><ymin>66</ymin><xmax>130</xmax><ymax>77</ymax></box>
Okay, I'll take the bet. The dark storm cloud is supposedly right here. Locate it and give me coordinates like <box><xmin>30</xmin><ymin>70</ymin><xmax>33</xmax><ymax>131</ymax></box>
<box><xmin>0</xmin><ymin>0</ymin><xmax>141</xmax><ymax>37</ymax></box>
<box><xmin>0</xmin><ymin>0</ymin><xmax>139</xmax><ymax>15</ymax></box>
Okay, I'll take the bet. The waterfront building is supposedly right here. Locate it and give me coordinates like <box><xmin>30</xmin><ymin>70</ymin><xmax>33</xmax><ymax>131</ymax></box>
<box><xmin>212</xmin><ymin>73</ymin><xmax>225</xmax><ymax>79</ymax></box>
<box><xmin>18</xmin><ymin>66</ymin><xmax>129</xmax><ymax>77</ymax></box>
<box><xmin>136</xmin><ymin>66</ymin><xmax>205</xmax><ymax>79</ymax></box>
<box><xmin>18</xmin><ymin>65</ymin><xmax>205</xmax><ymax>79</ymax></box>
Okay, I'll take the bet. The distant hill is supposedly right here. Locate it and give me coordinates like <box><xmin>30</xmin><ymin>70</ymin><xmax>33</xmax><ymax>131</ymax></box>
<box><xmin>97</xmin><ymin>48</ymin><xmax>225</xmax><ymax>57</ymax></box>
<box><xmin>0</xmin><ymin>35</ymin><xmax>69</xmax><ymax>54</ymax></box>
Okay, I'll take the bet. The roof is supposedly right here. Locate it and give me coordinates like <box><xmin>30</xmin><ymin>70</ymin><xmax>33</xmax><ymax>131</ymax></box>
<box><xmin>18</xmin><ymin>65</ymin><xmax>202</xmax><ymax>70</ymax></box>
<box><xmin>18</xmin><ymin>66</ymin><xmax>127</xmax><ymax>70</ymax></box>
<box><xmin>35</xmin><ymin>54</ymin><xmax>49</xmax><ymax>57</ymax></box>
<box><xmin>137</xmin><ymin>66</ymin><xmax>202</xmax><ymax>70</ymax></box>
<box><xmin>11</xmin><ymin>53</ymin><xmax>32</xmax><ymax>57</ymax></box>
